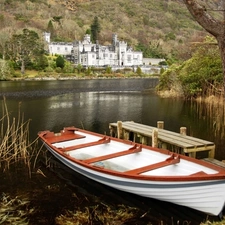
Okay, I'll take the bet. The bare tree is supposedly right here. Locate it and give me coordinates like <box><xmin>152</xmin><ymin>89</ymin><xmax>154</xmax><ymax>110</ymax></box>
<box><xmin>183</xmin><ymin>0</ymin><xmax>225</xmax><ymax>95</ymax></box>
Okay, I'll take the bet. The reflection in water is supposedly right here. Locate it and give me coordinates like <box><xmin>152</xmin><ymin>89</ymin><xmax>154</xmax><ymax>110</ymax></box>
<box><xmin>194</xmin><ymin>99</ymin><xmax>225</xmax><ymax>160</ymax></box>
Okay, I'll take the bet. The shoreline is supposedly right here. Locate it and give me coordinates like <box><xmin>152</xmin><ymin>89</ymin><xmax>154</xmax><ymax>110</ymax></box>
<box><xmin>12</xmin><ymin>75</ymin><xmax>159</xmax><ymax>81</ymax></box>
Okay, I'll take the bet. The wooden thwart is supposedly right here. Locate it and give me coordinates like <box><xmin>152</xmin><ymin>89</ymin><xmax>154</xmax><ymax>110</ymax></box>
<box><xmin>61</xmin><ymin>136</ymin><xmax>111</xmax><ymax>152</ymax></box>
<box><xmin>125</xmin><ymin>154</ymin><xmax>180</xmax><ymax>175</ymax></box>
<box><xmin>83</xmin><ymin>144</ymin><xmax>142</xmax><ymax>164</ymax></box>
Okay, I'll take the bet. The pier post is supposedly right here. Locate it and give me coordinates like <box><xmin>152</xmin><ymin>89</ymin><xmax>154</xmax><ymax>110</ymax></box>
<box><xmin>209</xmin><ymin>146</ymin><xmax>215</xmax><ymax>158</ymax></box>
<box><xmin>124</xmin><ymin>131</ymin><xmax>130</xmax><ymax>140</ymax></box>
<box><xmin>141</xmin><ymin>136</ymin><xmax>147</xmax><ymax>145</ymax></box>
<box><xmin>180</xmin><ymin>127</ymin><xmax>187</xmax><ymax>135</ymax></box>
<box><xmin>157</xmin><ymin>121</ymin><xmax>164</xmax><ymax>129</ymax></box>
<box><xmin>109</xmin><ymin>126</ymin><xmax>115</xmax><ymax>137</ymax></box>
<box><xmin>117</xmin><ymin>121</ymin><xmax>123</xmax><ymax>139</ymax></box>
<box><xmin>152</xmin><ymin>128</ymin><xmax>158</xmax><ymax>148</ymax></box>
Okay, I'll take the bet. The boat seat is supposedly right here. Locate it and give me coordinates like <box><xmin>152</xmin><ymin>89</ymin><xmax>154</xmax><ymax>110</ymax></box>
<box><xmin>43</xmin><ymin>128</ymin><xmax>86</xmax><ymax>144</ymax></box>
<box><xmin>125</xmin><ymin>153</ymin><xmax>180</xmax><ymax>175</ymax></box>
<box><xmin>60</xmin><ymin>136</ymin><xmax>111</xmax><ymax>152</ymax></box>
<box><xmin>83</xmin><ymin>144</ymin><xmax>142</xmax><ymax>164</ymax></box>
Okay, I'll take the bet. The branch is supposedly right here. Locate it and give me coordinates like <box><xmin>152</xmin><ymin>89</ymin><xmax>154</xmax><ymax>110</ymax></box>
<box><xmin>183</xmin><ymin>0</ymin><xmax>223</xmax><ymax>37</ymax></box>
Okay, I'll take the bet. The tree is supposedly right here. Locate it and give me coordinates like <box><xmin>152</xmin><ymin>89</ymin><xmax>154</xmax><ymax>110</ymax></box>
<box><xmin>56</xmin><ymin>55</ymin><xmax>65</xmax><ymax>68</ymax></box>
<box><xmin>179</xmin><ymin>37</ymin><xmax>222</xmax><ymax>97</ymax></box>
<box><xmin>76</xmin><ymin>64</ymin><xmax>83</xmax><ymax>74</ymax></box>
<box><xmin>0</xmin><ymin>59</ymin><xmax>13</xmax><ymax>80</ymax></box>
<box><xmin>136</xmin><ymin>66</ymin><xmax>142</xmax><ymax>76</ymax></box>
<box><xmin>6</xmin><ymin>29</ymin><xmax>43</xmax><ymax>74</ymax></box>
<box><xmin>90</xmin><ymin>16</ymin><xmax>101</xmax><ymax>43</ymax></box>
<box><xmin>183</xmin><ymin>0</ymin><xmax>225</xmax><ymax>96</ymax></box>
<box><xmin>47</xmin><ymin>20</ymin><xmax>54</xmax><ymax>36</ymax></box>
<box><xmin>0</xmin><ymin>28</ymin><xmax>11</xmax><ymax>60</ymax></box>
<box><xmin>157</xmin><ymin>37</ymin><xmax>222</xmax><ymax>98</ymax></box>
<box><xmin>34</xmin><ymin>54</ymin><xmax>49</xmax><ymax>71</ymax></box>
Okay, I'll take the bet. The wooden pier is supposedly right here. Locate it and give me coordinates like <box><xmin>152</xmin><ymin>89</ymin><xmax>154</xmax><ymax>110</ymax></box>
<box><xmin>109</xmin><ymin>121</ymin><xmax>215</xmax><ymax>158</ymax></box>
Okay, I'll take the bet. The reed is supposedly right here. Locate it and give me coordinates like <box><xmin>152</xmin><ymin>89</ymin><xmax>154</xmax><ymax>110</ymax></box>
<box><xmin>55</xmin><ymin>203</ymin><xmax>137</xmax><ymax>225</ymax></box>
<box><xmin>0</xmin><ymin>192</ymin><xmax>34</xmax><ymax>224</ymax></box>
<box><xmin>0</xmin><ymin>97</ymin><xmax>38</xmax><ymax>175</ymax></box>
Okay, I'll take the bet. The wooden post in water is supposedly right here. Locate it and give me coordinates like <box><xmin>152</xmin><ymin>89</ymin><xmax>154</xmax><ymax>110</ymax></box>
<box><xmin>109</xmin><ymin>126</ymin><xmax>114</xmax><ymax>137</ymax></box>
<box><xmin>141</xmin><ymin>136</ymin><xmax>147</xmax><ymax>145</ymax></box>
<box><xmin>152</xmin><ymin>128</ymin><xmax>158</xmax><ymax>148</ymax></box>
<box><xmin>124</xmin><ymin>130</ymin><xmax>129</xmax><ymax>140</ymax></box>
<box><xmin>208</xmin><ymin>146</ymin><xmax>215</xmax><ymax>158</ymax></box>
<box><xmin>180</xmin><ymin>127</ymin><xmax>187</xmax><ymax>135</ymax></box>
<box><xmin>157</xmin><ymin>121</ymin><xmax>167</xmax><ymax>149</ymax></box>
<box><xmin>117</xmin><ymin>121</ymin><xmax>123</xmax><ymax>139</ymax></box>
<box><xmin>157</xmin><ymin>121</ymin><xmax>164</xmax><ymax>129</ymax></box>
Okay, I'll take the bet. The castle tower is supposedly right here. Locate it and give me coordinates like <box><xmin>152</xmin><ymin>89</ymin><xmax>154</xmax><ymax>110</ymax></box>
<box><xmin>43</xmin><ymin>32</ymin><xmax>51</xmax><ymax>43</ymax></box>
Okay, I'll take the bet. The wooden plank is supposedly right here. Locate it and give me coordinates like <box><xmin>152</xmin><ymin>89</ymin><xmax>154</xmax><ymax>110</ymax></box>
<box><xmin>202</xmin><ymin>158</ymin><xmax>225</xmax><ymax>169</ymax></box>
<box><xmin>125</xmin><ymin>154</ymin><xmax>180</xmax><ymax>175</ymax></box>
<box><xmin>83</xmin><ymin>144</ymin><xmax>142</xmax><ymax>164</ymax></box>
<box><xmin>123</xmin><ymin>121</ymin><xmax>213</xmax><ymax>145</ymax></box>
<box><xmin>60</xmin><ymin>136</ymin><xmax>111</xmax><ymax>152</ymax></box>
<box><xmin>109</xmin><ymin>121</ymin><xmax>214</xmax><ymax>148</ymax></box>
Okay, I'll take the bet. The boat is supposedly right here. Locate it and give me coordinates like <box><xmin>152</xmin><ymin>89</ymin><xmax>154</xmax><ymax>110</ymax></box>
<box><xmin>38</xmin><ymin>126</ymin><xmax>225</xmax><ymax>216</ymax></box>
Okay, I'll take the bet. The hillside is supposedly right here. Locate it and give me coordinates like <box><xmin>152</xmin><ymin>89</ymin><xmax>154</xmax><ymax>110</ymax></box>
<box><xmin>0</xmin><ymin>0</ymin><xmax>222</xmax><ymax>60</ymax></box>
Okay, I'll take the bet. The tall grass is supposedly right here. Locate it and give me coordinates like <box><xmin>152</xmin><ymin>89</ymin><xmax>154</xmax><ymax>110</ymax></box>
<box><xmin>0</xmin><ymin>97</ymin><xmax>38</xmax><ymax>176</ymax></box>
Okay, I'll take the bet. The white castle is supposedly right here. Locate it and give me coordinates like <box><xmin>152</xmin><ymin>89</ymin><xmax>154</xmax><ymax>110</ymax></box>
<box><xmin>44</xmin><ymin>32</ymin><xmax>143</xmax><ymax>67</ymax></box>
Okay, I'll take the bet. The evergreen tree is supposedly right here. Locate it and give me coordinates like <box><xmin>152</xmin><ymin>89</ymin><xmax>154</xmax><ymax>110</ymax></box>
<box><xmin>56</xmin><ymin>55</ymin><xmax>65</xmax><ymax>68</ymax></box>
<box><xmin>90</xmin><ymin>16</ymin><xmax>101</xmax><ymax>43</ymax></box>
<box><xmin>85</xmin><ymin>29</ymin><xmax>91</xmax><ymax>35</ymax></box>
<box><xmin>47</xmin><ymin>20</ymin><xmax>54</xmax><ymax>36</ymax></box>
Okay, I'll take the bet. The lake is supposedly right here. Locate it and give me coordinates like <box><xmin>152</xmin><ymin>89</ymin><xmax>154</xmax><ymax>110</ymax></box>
<box><xmin>0</xmin><ymin>78</ymin><xmax>224</xmax><ymax>224</ymax></box>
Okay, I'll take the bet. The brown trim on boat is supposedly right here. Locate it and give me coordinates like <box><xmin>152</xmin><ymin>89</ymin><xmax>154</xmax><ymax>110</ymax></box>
<box><xmin>125</xmin><ymin>154</ymin><xmax>180</xmax><ymax>175</ymax></box>
<box><xmin>189</xmin><ymin>171</ymin><xmax>207</xmax><ymax>176</ymax></box>
<box><xmin>61</xmin><ymin>136</ymin><xmax>111</xmax><ymax>152</ymax></box>
<box><xmin>83</xmin><ymin>144</ymin><xmax>142</xmax><ymax>164</ymax></box>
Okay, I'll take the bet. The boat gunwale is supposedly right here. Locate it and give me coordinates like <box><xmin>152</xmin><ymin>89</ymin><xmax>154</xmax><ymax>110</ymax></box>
<box><xmin>38</xmin><ymin>127</ymin><xmax>225</xmax><ymax>182</ymax></box>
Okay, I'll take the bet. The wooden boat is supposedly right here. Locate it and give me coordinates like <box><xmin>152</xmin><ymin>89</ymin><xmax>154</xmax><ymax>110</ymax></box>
<box><xmin>38</xmin><ymin>126</ymin><xmax>225</xmax><ymax>216</ymax></box>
